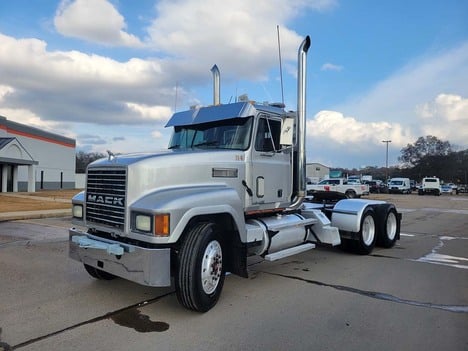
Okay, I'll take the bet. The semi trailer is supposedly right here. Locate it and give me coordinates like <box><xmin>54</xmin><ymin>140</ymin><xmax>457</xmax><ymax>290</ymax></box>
<box><xmin>69</xmin><ymin>36</ymin><xmax>401</xmax><ymax>312</ymax></box>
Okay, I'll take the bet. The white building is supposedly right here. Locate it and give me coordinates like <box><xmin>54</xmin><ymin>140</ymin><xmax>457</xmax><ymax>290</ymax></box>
<box><xmin>0</xmin><ymin>116</ymin><xmax>76</xmax><ymax>192</ymax></box>
<box><xmin>306</xmin><ymin>162</ymin><xmax>330</xmax><ymax>183</ymax></box>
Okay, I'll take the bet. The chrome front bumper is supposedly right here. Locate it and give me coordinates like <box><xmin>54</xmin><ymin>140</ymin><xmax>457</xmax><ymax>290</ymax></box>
<box><xmin>69</xmin><ymin>228</ymin><xmax>171</xmax><ymax>287</ymax></box>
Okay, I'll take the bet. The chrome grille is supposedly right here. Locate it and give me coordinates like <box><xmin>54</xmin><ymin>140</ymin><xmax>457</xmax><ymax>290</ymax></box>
<box><xmin>86</xmin><ymin>168</ymin><xmax>127</xmax><ymax>229</ymax></box>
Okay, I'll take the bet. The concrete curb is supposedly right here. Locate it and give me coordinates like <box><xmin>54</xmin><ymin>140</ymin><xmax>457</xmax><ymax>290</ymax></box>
<box><xmin>0</xmin><ymin>209</ymin><xmax>71</xmax><ymax>222</ymax></box>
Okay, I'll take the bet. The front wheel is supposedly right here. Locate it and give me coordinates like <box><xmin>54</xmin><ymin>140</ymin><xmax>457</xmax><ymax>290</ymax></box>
<box><xmin>176</xmin><ymin>222</ymin><xmax>225</xmax><ymax>312</ymax></box>
<box><xmin>83</xmin><ymin>264</ymin><xmax>116</xmax><ymax>280</ymax></box>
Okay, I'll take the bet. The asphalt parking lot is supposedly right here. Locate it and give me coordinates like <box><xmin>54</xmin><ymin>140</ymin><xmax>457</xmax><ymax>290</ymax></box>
<box><xmin>0</xmin><ymin>194</ymin><xmax>467</xmax><ymax>351</ymax></box>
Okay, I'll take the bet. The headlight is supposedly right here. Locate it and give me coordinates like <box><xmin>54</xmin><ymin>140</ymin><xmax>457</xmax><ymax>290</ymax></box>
<box><xmin>135</xmin><ymin>214</ymin><xmax>152</xmax><ymax>232</ymax></box>
<box><xmin>132</xmin><ymin>212</ymin><xmax>170</xmax><ymax>236</ymax></box>
<box><xmin>72</xmin><ymin>204</ymin><xmax>83</xmax><ymax>219</ymax></box>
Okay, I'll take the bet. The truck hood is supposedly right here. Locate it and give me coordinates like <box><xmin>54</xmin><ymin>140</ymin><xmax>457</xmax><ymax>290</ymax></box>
<box><xmin>87</xmin><ymin>149</ymin><xmax>247</xmax><ymax>206</ymax></box>
<box><xmin>88</xmin><ymin>150</ymin><xmax>177</xmax><ymax>167</ymax></box>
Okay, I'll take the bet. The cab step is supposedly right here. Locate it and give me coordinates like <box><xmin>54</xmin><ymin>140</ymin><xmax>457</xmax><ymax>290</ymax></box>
<box><xmin>264</xmin><ymin>243</ymin><xmax>315</xmax><ymax>261</ymax></box>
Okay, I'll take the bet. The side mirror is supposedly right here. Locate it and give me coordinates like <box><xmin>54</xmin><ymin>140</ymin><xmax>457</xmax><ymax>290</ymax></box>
<box><xmin>280</xmin><ymin>117</ymin><xmax>294</xmax><ymax>146</ymax></box>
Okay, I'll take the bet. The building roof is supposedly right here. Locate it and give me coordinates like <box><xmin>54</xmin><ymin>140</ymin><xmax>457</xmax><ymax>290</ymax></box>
<box><xmin>0</xmin><ymin>137</ymin><xmax>38</xmax><ymax>165</ymax></box>
<box><xmin>0</xmin><ymin>115</ymin><xmax>75</xmax><ymax>148</ymax></box>
<box><xmin>0</xmin><ymin>137</ymin><xmax>15</xmax><ymax>150</ymax></box>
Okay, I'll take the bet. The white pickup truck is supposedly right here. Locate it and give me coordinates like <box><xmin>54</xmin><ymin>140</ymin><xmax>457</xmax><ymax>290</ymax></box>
<box><xmin>307</xmin><ymin>178</ymin><xmax>369</xmax><ymax>198</ymax></box>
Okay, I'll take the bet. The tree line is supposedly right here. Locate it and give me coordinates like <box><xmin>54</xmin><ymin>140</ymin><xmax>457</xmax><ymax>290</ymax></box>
<box><xmin>396</xmin><ymin>136</ymin><xmax>467</xmax><ymax>184</ymax></box>
<box><xmin>330</xmin><ymin>136</ymin><xmax>467</xmax><ymax>185</ymax></box>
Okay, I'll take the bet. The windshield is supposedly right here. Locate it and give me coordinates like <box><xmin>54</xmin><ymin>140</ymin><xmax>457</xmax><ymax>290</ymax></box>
<box><xmin>168</xmin><ymin>117</ymin><xmax>253</xmax><ymax>150</ymax></box>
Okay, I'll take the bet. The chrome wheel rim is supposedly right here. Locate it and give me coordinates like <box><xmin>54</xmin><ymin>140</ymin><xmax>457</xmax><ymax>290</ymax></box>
<box><xmin>362</xmin><ymin>215</ymin><xmax>375</xmax><ymax>246</ymax></box>
<box><xmin>386</xmin><ymin>212</ymin><xmax>397</xmax><ymax>240</ymax></box>
<box><xmin>201</xmin><ymin>240</ymin><xmax>223</xmax><ymax>295</ymax></box>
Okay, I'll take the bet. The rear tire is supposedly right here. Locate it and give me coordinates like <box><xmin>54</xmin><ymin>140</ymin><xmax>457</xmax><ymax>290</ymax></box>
<box><xmin>345</xmin><ymin>190</ymin><xmax>356</xmax><ymax>199</ymax></box>
<box><xmin>355</xmin><ymin>209</ymin><xmax>377</xmax><ymax>255</ymax></box>
<box><xmin>84</xmin><ymin>264</ymin><xmax>116</xmax><ymax>280</ymax></box>
<box><xmin>176</xmin><ymin>222</ymin><xmax>225</xmax><ymax>312</ymax></box>
<box><xmin>377</xmin><ymin>207</ymin><xmax>400</xmax><ymax>248</ymax></box>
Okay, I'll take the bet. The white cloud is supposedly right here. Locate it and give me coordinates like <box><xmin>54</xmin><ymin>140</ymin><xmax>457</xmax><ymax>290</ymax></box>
<box><xmin>321</xmin><ymin>63</ymin><xmax>343</xmax><ymax>71</ymax></box>
<box><xmin>151</xmin><ymin>130</ymin><xmax>163</xmax><ymax>138</ymax></box>
<box><xmin>416</xmin><ymin>94</ymin><xmax>468</xmax><ymax>145</ymax></box>
<box><xmin>417</xmin><ymin>94</ymin><xmax>468</xmax><ymax>122</ymax></box>
<box><xmin>0</xmin><ymin>33</ymin><xmax>171</xmax><ymax>125</ymax></box>
<box><xmin>54</xmin><ymin>0</ymin><xmax>143</xmax><ymax>47</ymax></box>
<box><xmin>0</xmin><ymin>85</ymin><xmax>15</xmax><ymax>100</ymax></box>
<box><xmin>303</xmin><ymin>110</ymin><xmax>415</xmax><ymax>168</ymax></box>
<box><xmin>0</xmin><ymin>0</ymin><xmax>336</xmax><ymax>130</ymax></box>
<box><xmin>0</xmin><ymin>106</ymin><xmax>75</xmax><ymax>138</ymax></box>
<box><xmin>335</xmin><ymin>42</ymin><xmax>468</xmax><ymax>124</ymax></box>
<box><xmin>146</xmin><ymin>0</ymin><xmax>336</xmax><ymax>79</ymax></box>
<box><xmin>307</xmin><ymin>110</ymin><xmax>412</xmax><ymax>148</ymax></box>
<box><xmin>330</xmin><ymin>41</ymin><xmax>468</xmax><ymax>156</ymax></box>
<box><xmin>125</xmin><ymin>103</ymin><xmax>172</xmax><ymax>122</ymax></box>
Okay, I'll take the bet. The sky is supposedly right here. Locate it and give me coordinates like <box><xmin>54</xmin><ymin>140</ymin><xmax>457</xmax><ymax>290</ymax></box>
<box><xmin>0</xmin><ymin>0</ymin><xmax>467</xmax><ymax>169</ymax></box>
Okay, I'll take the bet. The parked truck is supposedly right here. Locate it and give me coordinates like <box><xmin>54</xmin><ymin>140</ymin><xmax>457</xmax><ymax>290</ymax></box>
<box><xmin>418</xmin><ymin>176</ymin><xmax>441</xmax><ymax>196</ymax></box>
<box><xmin>69</xmin><ymin>36</ymin><xmax>401</xmax><ymax>312</ymax></box>
<box><xmin>307</xmin><ymin>178</ymin><xmax>369</xmax><ymax>198</ymax></box>
<box><xmin>388</xmin><ymin>177</ymin><xmax>411</xmax><ymax>194</ymax></box>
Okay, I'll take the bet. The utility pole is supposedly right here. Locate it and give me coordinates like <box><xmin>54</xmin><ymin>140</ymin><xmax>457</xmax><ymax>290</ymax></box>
<box><xmin>382</xmin><ymin>140</ymin><xmax>392</xmax><ymax>182</ymax></box>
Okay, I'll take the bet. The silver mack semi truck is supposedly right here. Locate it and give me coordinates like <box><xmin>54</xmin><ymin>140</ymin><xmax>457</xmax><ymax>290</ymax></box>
<box><xmin>69</xmin><ymin>36</ymin><xmax>401</xmax><ymax>312</ymax></box>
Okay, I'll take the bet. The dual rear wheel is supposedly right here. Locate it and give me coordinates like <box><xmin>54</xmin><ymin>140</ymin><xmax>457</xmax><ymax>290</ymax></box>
<box><xmin>341</xmin><ymin>206</ymin><xmax>399</xmax><ymax>255</ymax></box>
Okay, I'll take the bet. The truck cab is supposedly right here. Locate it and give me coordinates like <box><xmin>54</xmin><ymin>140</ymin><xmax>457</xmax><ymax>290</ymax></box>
<box><xmin>166</xmin><ymin>102</ymin><xmax>294</xmax><ymax>212</ymax></box>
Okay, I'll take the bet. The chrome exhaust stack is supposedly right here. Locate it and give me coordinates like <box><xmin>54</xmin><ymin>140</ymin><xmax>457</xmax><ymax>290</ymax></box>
<box><xmin>287</xmin><ymin>35</ymin><xmax>311</xmax><ymax>211</ymax></box>
<box><xmin>211</xmin><ymin>64</ymin><xmax>220</xmax><ymax>105</ymax></box>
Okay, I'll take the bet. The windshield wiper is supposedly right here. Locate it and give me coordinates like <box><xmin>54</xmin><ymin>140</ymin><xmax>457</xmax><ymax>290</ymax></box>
<box><xmin>192</xmin><ymin>141</ymin><xmax>219</xmax><ymax>147</ymax></box>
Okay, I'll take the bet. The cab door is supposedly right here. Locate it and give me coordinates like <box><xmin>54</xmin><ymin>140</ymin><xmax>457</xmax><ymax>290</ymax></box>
<box><xmin>250</xmin><ymin>115</ymin><xmax>291</xmax><ymax>207</ymax></box>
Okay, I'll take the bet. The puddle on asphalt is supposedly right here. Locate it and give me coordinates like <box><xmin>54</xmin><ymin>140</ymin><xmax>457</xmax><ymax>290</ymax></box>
<box><xmin>110</xmin><ymin>308</ymin><xmax>169</xmax><ymax>332</ymax></box>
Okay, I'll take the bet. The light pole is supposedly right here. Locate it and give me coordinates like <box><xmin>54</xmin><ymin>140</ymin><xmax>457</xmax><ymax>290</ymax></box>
<box><xmin>382</xmin><ymin>140</ymin><xmax>391</xmax><ymax>182</ymax></box>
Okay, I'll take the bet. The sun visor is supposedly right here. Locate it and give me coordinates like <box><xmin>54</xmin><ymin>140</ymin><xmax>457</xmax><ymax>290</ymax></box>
<box><xmin>165</xmin><ymin>102</ymin><xmax>258</xmax><ymax>127</ymax></box>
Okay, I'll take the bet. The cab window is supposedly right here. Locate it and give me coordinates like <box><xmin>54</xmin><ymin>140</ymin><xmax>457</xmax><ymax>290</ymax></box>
<box><xmin>255</xmin><ymin>117</ymin><xmax>281</xmax><ymax>152</ymax></box>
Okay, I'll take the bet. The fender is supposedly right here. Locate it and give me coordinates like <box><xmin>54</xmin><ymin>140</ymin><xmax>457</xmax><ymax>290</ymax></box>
<box><xmin>330</xmin><ymin>199</ymin><xmax>386</xmax><ymax>232</ymax></box>
<box><xmin>130</xmin><ymin>184</ymin><xmax>245</xmax><ymax>243</ymax></box>
<box><xmin>72</xmin><ymin>190</ymin><xmax>85</xmax><ymax>203</ymax></box>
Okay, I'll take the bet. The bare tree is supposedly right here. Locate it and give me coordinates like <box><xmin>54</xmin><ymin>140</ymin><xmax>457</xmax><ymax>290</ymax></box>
<box><xmin>75</xmin><ymin>151</ymin><xmax>106</xmax><ymax>173</ymax></box>
<box><xmin>399</xmin><ymin>135</ymin><xmax>452</xmax><ymax>167</ymax></box>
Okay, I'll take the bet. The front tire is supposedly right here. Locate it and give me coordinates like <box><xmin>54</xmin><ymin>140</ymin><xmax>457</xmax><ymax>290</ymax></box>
<box><xmin>176</xmin><ymin>222</ymin><xmax>225</xmax><ymax>312</ymax></box>
<box><xmin>83</xmin><ymin>264</ymin><xmax>116</xmax><ymax>280</ymax></box>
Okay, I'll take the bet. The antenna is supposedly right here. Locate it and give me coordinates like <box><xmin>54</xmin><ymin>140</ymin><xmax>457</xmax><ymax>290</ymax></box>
<box><xmin>277</xmin><ymin>25</ymin><xmax>285</xmax><ymax>105</ymax></box>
